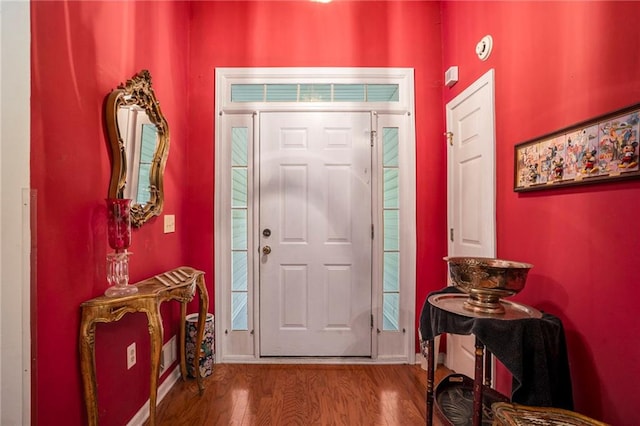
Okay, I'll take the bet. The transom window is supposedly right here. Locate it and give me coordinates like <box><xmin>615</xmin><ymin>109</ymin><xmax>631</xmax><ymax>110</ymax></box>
<box><xmin>231</xmin><ymin>83</ymin><xmax>399</xmax><ymax>103</ymax></box>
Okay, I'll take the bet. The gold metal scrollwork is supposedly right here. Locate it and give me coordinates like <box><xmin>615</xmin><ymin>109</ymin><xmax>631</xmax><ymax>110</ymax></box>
<box><xmin>105</xmin><ymin>70</ymin><xmax>170</xmax><ymax>227</ymax></box>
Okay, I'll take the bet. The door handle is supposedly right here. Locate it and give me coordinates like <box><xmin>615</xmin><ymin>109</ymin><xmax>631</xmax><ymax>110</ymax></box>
<box><xmin>445</xmin><ymin>131</ymin><xmax>454</xmax><ymax>146</ymax></box>
<box><xmin>262</xmin><ymin>245</ymin><xmax>272</xmax><ymax>255</ymax></box>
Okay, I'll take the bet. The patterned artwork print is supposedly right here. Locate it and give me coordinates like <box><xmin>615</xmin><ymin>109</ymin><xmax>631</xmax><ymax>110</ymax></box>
<box><xmin>568</xmin><ymin>125</ymin><xmax>599</xmax><ymax>178</ymax></box>
<box><xmin>597</xmin><ymin>111</ymin><xmax>639</xmax><ymax>173</ymax></box>
<box><xmin>515</xmin><ymin>106</ymin><xmax>640</xmax><ymax>190</ymax></box>
<box><xmin>539</xmin><ymin>136</ymin><xmax>566</xmax><ymax>183</ymax></box>
<box><xmin>516</xmin><ymin>143</ymin><xmax>540</xmax><ymax>187</ymax></box>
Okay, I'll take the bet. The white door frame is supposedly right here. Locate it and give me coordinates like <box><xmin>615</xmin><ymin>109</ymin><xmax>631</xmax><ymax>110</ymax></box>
<box><xmin>0</xmin><ymin>2</ymin><xmax>31</xmax><ymax>424</ymax></box>
<box><xmin>445</xmin><ymin>69</ymin><xmax>496</xmax><ymax>379</ymax></box>
<box><xmin>214</xmin><ymin>68</ymin><xmax>416</xmax><ymax>364</ymax></box>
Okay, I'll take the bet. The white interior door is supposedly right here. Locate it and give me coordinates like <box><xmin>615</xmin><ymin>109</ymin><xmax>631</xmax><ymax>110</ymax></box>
<box><xmin>445</xmin><ymin>70</ymin><xmax>496</xmax><ymax>378</ymax></box>
<box><xmin>259</xmin><ymin>112</ymin><xmax>372</xmax><ymax>356</ymax></box>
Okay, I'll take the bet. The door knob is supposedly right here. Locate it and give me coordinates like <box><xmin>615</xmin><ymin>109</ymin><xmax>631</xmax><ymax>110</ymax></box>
<box><xmin>262</xmin><ymin>245</ymin><xmax>272</xmax><ymax>255</ymax></box>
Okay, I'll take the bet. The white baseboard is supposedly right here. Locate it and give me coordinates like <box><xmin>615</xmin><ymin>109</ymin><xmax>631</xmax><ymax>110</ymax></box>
<box><xmin>218</xmin><ymin>356</ymin><xmax>411</xmax><ymax>365</ymax></box>
<box><xmin>415</xmin><ymin>351</ymin><xmax>445</xmax><ymax>370</ymax></box>
<box><xmin>126</xmin><ymin>366</ymin><xmax>181</xmax><ymax>426</ymax></box>
<box><xmin>415</xmin><ymin>335</ymin><xmax>444</xmax><ymax>370</ymax></box>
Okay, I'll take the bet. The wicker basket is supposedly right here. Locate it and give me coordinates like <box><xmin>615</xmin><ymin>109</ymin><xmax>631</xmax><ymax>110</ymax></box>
<box><xmin>491</xmin><ymin>402</ymin><xmax>610</xmax><ymax>426</ymax></box>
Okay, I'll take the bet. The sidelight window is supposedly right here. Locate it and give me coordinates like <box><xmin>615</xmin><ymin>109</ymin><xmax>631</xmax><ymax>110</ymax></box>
<box><xmin>382</xmin><ymin>127</ymin><xmax>400</xmax><ymax>331</ymax></box>
<box><xmin>231</xmin><ymin>127</ymin><xmax>249</xmax><ymax>330</ymax></box>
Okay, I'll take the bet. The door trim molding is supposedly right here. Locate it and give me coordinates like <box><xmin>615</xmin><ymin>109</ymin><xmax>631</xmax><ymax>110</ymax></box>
<box><xmin>0</xmin><ymin>2</ymin><xmax>31</xmax><ymax>424</ymax></box>
<box><xmin>444</xmin><ymin>68</ymin><xmax>496</xmax><ymax>379</ymax></box>
<box><xmin>214</xmin><ymin>68</ymin><xmax>416</xmax><ymax>364</ymax></box>
<box><xmin>446</xmin><ymin>68</ymin><xmax>496</xmax><ymax>257</ymax></box>
<box><xmin>216</xmin><ymin>67</ymin><xmax>414</xmax><ymax>114</ymax></box>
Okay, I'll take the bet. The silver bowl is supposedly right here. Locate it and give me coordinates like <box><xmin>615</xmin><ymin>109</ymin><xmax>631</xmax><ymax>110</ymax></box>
<box><xmin>444</xmin><ymin>257</ymin><xmax>533</xmax><ymax>315</ymax></box>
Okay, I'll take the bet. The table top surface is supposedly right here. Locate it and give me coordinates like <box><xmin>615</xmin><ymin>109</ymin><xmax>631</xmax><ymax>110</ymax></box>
<box><xmin>81</xmin><ymin>266</ymin><xmax>203</xmax><ymax>307</ymax></box>
<box><xmin>428</xmin><ymin>293</ymin><xmax>542</xmax><ymax>320</ymax></box>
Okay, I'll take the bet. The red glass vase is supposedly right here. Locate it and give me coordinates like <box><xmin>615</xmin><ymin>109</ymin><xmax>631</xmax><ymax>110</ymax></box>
<box><xmin>105</xmin><ymin>198</ymin><xmax>136</xmax><ymax>297</ymax></box>
<box><xmin>106</xmin><ymin>198</ymin><xmax>131</xmax><ymax>251</ymax></box>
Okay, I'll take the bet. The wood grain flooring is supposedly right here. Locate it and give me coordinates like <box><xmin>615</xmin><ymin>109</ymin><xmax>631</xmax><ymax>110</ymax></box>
<box><xmin>146</xmin><ymin>363</ymin><xmax>451</xmax><ymax>426</ymax></box>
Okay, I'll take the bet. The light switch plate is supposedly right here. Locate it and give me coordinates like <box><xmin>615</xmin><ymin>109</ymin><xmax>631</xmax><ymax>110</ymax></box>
<box><xmin>164</xmin><ymin>215</ymin><xmax>175</xmax><ymax>233</ymax></box>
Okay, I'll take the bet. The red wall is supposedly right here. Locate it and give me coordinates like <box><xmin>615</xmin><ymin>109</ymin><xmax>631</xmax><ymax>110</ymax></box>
<box><xmin>30</xmin><ymin>1</ymin><xmax>447</xmax><ymax>424</ymax></box>
<box><xmin>30</xmin><ymin>1</ymin><xmax>639</xmax><ymax>425</ymax></box>
<box><xmin>31</xmin><ymin>2</ymin><xmax>192</xmax><ymax>425</ymax></box>
<box><xmin>184</xmin><ymin>0</ymin><xmax>448</xmax><ymax>353</ymax></box>
<box><xmin>441</xmin><ymin>2</ymin><xmax>640</xmax><ymax>424</ymax></box>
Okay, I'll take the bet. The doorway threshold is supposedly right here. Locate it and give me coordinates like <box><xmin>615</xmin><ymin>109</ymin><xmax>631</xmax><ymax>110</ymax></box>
<box><xmin>222</xmin><ymin>357</ymin><xmax>410</xmax><ymax>365</ymax></box>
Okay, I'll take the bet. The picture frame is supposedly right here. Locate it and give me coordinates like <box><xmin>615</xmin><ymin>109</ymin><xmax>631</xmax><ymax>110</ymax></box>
<box><xmin>514</xmin><ymin>103</ymin><xmax>640</xmax><ymax>192</ymax></box>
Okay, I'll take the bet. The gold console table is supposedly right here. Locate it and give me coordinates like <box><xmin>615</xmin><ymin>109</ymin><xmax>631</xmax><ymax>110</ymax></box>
<box><xmin>79</xmin><ymin>266</ymin><xmax>209</xmax><ymax>426</ymax></box>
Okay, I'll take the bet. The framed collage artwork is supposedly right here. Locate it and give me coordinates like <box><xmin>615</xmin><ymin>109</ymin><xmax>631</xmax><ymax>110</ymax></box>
<box><xmin>514</xmin><ymin>103</ymin><xmax>640</xmax><ymax>192</ymax></box>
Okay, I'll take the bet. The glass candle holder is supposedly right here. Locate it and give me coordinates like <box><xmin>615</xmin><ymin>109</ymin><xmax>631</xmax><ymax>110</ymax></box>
<box><xmin>105</xmin><ymin>198</ymin><xmax>137</xmax><ymax>297</ymax></box>
<box><xmin>105</xmin><ymin>252</ymin><xmax>137</xmax><ymax>297</ymax></box>
<box><xmin>106</xmin><ymin>198</ymin><xmax>132</xmax><ymax>251</ymax></box>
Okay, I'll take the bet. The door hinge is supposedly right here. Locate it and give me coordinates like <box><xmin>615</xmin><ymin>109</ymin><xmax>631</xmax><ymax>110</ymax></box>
<box><xmin>371</xmin><ymin>224</ymin><xmax>374</xmax><ymax>239</ymax></box>
<box><xmin>370</xmin><ymin>130</ymin><xmax>377</xmax><ymax>147</ymax></box>
<box><xmin>450</xmin><ymin>228</ymin><xmax>454</xmax><ymax>242</ymax></box>
<box><xmin>371</xmin><ymin>314</ymin><xmax>374</xmax><ymax>329</ymax></box>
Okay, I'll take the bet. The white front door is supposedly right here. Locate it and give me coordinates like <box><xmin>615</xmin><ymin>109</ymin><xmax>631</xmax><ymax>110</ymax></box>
<box><xmin>445</xmin><ymin>69</ymin><xmax>496</xmax><ymax>378</ymax></box>
<box><xmin>259</xmin><ymin>112</ymin><xmax>373</xmax><ymax>356</ymax></box>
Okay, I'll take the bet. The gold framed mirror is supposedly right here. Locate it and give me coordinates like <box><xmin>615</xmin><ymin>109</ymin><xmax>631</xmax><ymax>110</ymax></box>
<box><xmin>106</xmin><ymin>70</ymin><xmax>169</xmax><ymax>227</ymax></box>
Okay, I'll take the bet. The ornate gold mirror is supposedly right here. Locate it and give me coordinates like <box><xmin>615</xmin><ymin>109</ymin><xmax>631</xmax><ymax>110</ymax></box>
<box><xmin>106</xmin><ymin>70</ymin><xmax>169</xmax><ymax>227</ymax></box>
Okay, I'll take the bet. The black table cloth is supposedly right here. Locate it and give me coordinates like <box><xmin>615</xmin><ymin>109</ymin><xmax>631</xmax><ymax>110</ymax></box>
<box><xmin>419</xmin><ymin>287</ymin><xmax>574</xmax><ymax>410</ymax></box>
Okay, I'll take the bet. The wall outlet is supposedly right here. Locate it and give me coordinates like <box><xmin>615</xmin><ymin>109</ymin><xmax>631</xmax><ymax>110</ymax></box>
<box><xmin>164</xmin><ymin>214</ymin><xmax>175</xmax><ymax>233</ymax></box>
<box><xmin>127</xmin><ymin>342</ymin><xmax>136</xmax><ymax>369</ymax></box>
<box><xmin>159</xmin><ymin>335</ymin><xmax>177</xmax><ymax>375</ymax></box>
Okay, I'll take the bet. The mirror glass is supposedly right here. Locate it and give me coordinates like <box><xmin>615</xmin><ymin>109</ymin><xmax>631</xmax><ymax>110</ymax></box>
<box><xmin>106</xmin><ymin>70</ymin><xmax>169</xmax><ymax>227</ymax></box>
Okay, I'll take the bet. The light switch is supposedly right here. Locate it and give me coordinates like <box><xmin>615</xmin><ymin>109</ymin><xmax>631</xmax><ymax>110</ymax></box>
<box><xmin>164</xmin><ymin>215</ymin><xmax>175</xmax><ymax>233</ymax></box>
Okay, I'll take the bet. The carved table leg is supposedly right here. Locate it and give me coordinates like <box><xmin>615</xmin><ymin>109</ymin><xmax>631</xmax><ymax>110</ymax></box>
<box><xmin>179</xmin><ymin>301</ymin><xmax>188</xmax><ymax>380</ymax></box>
<box><xmin>79</xmin><ymin>313</ymin><xmax>98</xmax><ymax>426</ymax></box>
<box><xmin>426</xmin><ymin>338</ymin><xmax>435</xmax><ymax>426</ymax></box>
<box><xmin>146</xmin><ymin>303</ymin><xmax>164</xmax><ymax>426</ymax></box>
<box><xmin>473</xmin><ymin>337</ymin><xmax>485</xmax><ymax>426</ymax></box>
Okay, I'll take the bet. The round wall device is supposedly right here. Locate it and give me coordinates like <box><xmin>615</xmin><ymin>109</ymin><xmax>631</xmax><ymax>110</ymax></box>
<box><xmin>475</xmin><ymin>35</ymin><xmax>493</xmax><ymax>61</ymax></box>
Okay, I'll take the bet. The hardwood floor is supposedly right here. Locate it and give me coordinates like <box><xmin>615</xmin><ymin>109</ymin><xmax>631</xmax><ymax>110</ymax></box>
<box><xmin>146</xmin><ymin>363</ymin><xmax>451</xmax><ymax>426</ymax></box>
